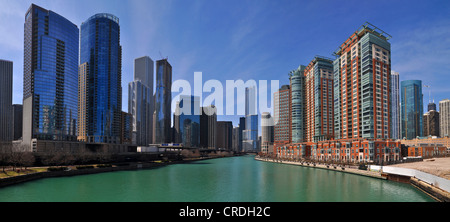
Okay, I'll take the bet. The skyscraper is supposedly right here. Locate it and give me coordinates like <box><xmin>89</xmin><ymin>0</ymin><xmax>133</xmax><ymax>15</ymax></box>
<box><xmin>200</xmin><ymin>105</ymin><xmax>217</xmax><ymax>149</ymax></box>
<box><xmin>0</xmin><ymin>59</ymin><xmax>13</xmax><ymax>142</ymax></box>
<box><xmin>274</xmin><ymin>85</ymin><xmax>291</xmax><ymax>150</ymax></box>
<box><xmin>401</xmin><ymin>80</ymin><xmax>423</xmax><ymax>139</ymax></box>
<box><xmin>177</xmin><ymin>95</ymin><xmax>201</xmax><ymax>148</ymax></box>
<box><xmin>216</xmin><ymin>121</ymin><xmax>232</xmax><ymax>150</ymax></box>
<box><xmin>261</xmin><ymin>112</ymin><xmax>274</xmax><ymax>154</ymax></box>
<box><xmin>129</xmin><ymin>56</ymin><xmax>154</xmax><ymax>146</ymax></box>
<box><xmin>439</xmin><ymin>99</ymin><xmax>450</xmax><ymax>137</ymax></box>
<box><xmin>423</xmin><ymin>105</ymin><xmax>439</xmax><ymax>137</ymax></box>
<box><xmin>243</xmin><ymin>87</ymin><xmax>258</xmax><ymax>152</ymax></box>
<box><xmin>23</xmin><ymin>4</ymin><xmax>79</xmax><ymax>147</ymax></box>
<box><xmin>304</xmin><ymin>56</ymin><xmax>334</xmax><ymax>142</ymax></box>
<box><xmin>333</xmin><ymin>22</ymin><xmax>392</xmax><ymax>139</ymax></box>
<box><xmin>289</xmin><ymin>65</ymin><xmax>306</xmax><ymax>143</ymax></box>
<box><xmin>154</xmin><ymin>59</ymin><xmax>172</xmax><ymax>144</ymax></box>
<box><xmin>79</xmin><ymin>13</ymin><xmax>122</xmax><ymax>144</ymax></box>
<box><xmin>390</xmin><ymin>71</ymin><xmax>400</xmax><ymax>139</ymax></box>
<box><xmin>12</xmin><ymin>104</ymin><xmax>23</xmax><ymax>141</ymax></box>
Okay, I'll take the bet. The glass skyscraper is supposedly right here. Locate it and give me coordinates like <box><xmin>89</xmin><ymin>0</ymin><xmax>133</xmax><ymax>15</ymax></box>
<box><xmin>390</xmin><ymin>71</ymin><xmax>400</xmax><ymax>139</ymax></box>
<box><xmin>289</xmin><ymin>65</ymin><xmax>306</xmax><ymax>143</ymax></box>
<box><xmin>177</xmin><ymin>95</ymin><xmax>201</xmax><ymax>147</ymax></box>
<box><xmin>79</xmin><ymin>13</ymin><xmax>122</xmax><ymax>143</ymax></box>
<box><xmin>243</xmin><ymin>87</ymin><xmax>258</xmax><ymax>152</ymax></box>
<box><xmin>154</xmin><ymin>59</ymin><xmax>172</xmax><ymax>144</ymax></box>
<box><xmin>23</xmin><ymin>4</ymin><xmax>79</xmax><ymax>144</ymax></box>
<box><xmin>401</xmin><ymin>80</ymin><xmax>423</xmax><ymax>139</ymax></box>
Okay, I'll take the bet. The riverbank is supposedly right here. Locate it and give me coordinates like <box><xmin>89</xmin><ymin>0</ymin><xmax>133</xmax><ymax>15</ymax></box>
<box><xmin>255</xmin><ymin>156</ymin><xmax>450</xmax><ymax>202</ymax></box>
<box><xmin>0</xmin><ymin>155</ymin><xmax>230</xmax><ymax>189</ymax></box>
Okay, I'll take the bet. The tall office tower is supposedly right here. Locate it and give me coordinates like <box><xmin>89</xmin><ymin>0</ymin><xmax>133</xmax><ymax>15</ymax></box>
<box><xmin>232</xmin><ymin>127</ymin><xmax>240</xmax><ymax>152</ymax></box>
<box><xmin>23</xmin><ymin>4</ymin><xmax>79</xmax><ymax>147</ymax></box>
<box><xmin>79</xmin><ymin>13</ymin><xmax>122</xmax><ymax>144</ymax></box>
<box><xmin>261</xmin><ymin>112</ymin><xmax>274</xmax><ymax>154</ymax></box>
<box><xmin>238</xmin><ymin>116</ymin><xmax>245</xmax><ymax>152</ymax></box>
<box><xmin>216</xmin><ymin>121</ymin><xmax>232</xmax><ymax>150</ymax></box>
<box><xmin>289</xmin><ymin>65</ymin><xmax>306</xmax><ymax>143</ymax></box>
<box><xmin>173</xmin><ymin>101</ymin><xmax>181</xmax><ymax>143</ymax></box>
<box><xmin>304</xmin><ymin>56</ymin><xmax>334</xmax><ymax>142</ymax></box>
<box><xmin>129</xmin><ymin>56</ymin><xmax>154</xmax><ymax>146</ymax></box>
<box><xmin>200</xmin><ymin>105</ymin><xmax>217</xmax><ymax>149</ymax></box>
<box><xmin>154</xmin><ymin>59</ymin><xmax>172</xmax><ymax>144</ymax></box>
<box><xmin>390</xmin><ymin>71</ymin><xmax>400</xmax><ymax>139</ymax></box>
<box><xmin>0</xmin><ymin>60</ymin><xmax>13</xmax><ymax>142</ymax></box>
<box><xmin>274</xmin><ymin>85</ymin><xmax>291</xmax><ymax>149</ymax></box>
<box><xmin>423</xmin><ymin>104</ymin><xmax>439</xmax><ymax>137</ymax></box>
<box><xmin>120</xmin><ymin>111</ymin><xmax>132</xmax><ymax>144</ymax></box>
<box><xmin>439</xmin><ymin>99</ymin><xmax>450</xmax><ymax>137</ymax></box>
<box><xmin>333</xmin><ymin>22</ymin><xmax>392</xmax><ymax>139</ymax></box>
<box><xmin>243</xmin><ymin>87</ymin><xmax>258</xmax><ymax>152</ymax></box>
<box><xmin>401</xmin><ymin>80</ymin><xmax>423</xmax><ymax>139</ymax></box>
<box><xmin>176</xmin><ymin>95</ymin><xmax>200</xmax><ymax>147</ymax></box>
<box><xmin>12</xmin><ymin>104</ymin><xmax>23</xmax><ymax>140</ymax></box>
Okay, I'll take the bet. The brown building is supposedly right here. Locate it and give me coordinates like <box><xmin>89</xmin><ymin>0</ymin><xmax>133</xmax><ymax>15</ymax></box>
<box><xmin>423</xmin><ymin>110</ymin><xmax>439</xmax><ymax>137</ymax></box>
<box><xmin>274</xmin><ymin>85</ymin><xmax>291</xmax><ymax>153</ymax></box>
<box><xmin>407</xmin><ymin>143</ymin><xmax>447</xmax><ymax>158</ymax></box>
<box><xmin>216</xmin><ymin>121</ymin><xmax>232</xmax><ymax>150</ymax></box>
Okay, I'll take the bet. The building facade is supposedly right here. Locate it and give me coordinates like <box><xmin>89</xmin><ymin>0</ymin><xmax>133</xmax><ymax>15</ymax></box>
<box><xmin>23</xmin><ymin>4</ymin><xmax>79</xmax><ymax>147</ymax></box>
<box><xmin>216</xmin><ymin>121</ymin><xmax>232</xmax><ymax>150</ymax></box>
<box><xmin>177</xmin><ymin>95</ymin><xmax>201</xmax><ymax>148</ymax></box>
<box><xmin>79</xmin><ymin>13</ymin><xmax>122</xmax><ymax>144</ymax></box>
<box><xmin>0</xmin><ymin>59</ymin><xmax>13</xmax><ymax>142</ymax></box>
<box><xmin>401</xmin><ymin>80</ymin><xmax>423</xmax><ymax>139</ymax></box>
<box><xmin>200</xmin><ymin>105</ymin><xmax>217</xmax><ymax>149</ymax></box>
<box><xmin>289</xmin><ymin>65</ymin><xmax>306</xmax><ymax>143</ymax></box>
<box><xmin>304</xmin><ymin>56</ymin><xmax>334</xmax><ymax>142</ymax></box>
<box><xmin>129</xmin><ymin>56</ymin><xmax>154</xmax><ymax>146</ymax></box>
<box><xmin>333</xmin><ymin>22</ymin><xmax>392</xmax><ymax>140</ymax></box>
<box><xmin>12</xmin><ymin>104</ymin><xmax>23</xmax><ymax>140</ymax></box>
<box><xmin>261</xmin><ymin>112</ymin><xmax>274</xmax><ymax>154</ymax></box>
<box><xmin>274</xmin><ymin>85</ymin><xmax>291</xmax><ymax>152</ymax></box>
<box><xmin>440</xmin><ymin>99</ymin><xmax>450</xmax><ymax>137</ymax></box>
<box><xmin>423</xmin><ymin>106</ymin><xmax>439</xmax><ymax>137</ymax></box>
<box><xmin>390</xmin><ymin>71</ymin><xmax>400</xmax><ymax>139</ymax></box>
<box><xmin>154</xmin><ymin>59</ymin><xmax>172</xmax><ymax>144</ymax></box>
<box><xmin>243</xmin><ymin>87</ymin><xmax>258</xmax><ymax>152</ymax></box>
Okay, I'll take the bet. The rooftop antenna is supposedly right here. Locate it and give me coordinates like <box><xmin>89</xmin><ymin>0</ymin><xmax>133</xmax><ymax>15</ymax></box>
<box><xmin>159</xmin><ymin>51</ymin><xmax>168</xmax><ymax>60</ymax></box>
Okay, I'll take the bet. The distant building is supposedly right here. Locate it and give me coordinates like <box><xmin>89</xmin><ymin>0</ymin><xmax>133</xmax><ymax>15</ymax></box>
<box><xmin>401</xmin><ymin>80</ymin><xmax>423</xmax><ymax>139</ymax></box>
<box><xmin>200</xmin><ymin>105</ymin><xmax>217</xmax><ymax>149</ymax></box>
<box><xmin>238</xmin><ymin>117</ymin><xmax>245</xmax><ymax>152</ymax></box>
<box><xmin>129</xmin><ymin>56</ymin><xmax>154</xmax><ymax>146</ymax></box>
<box><xmin>423</xmin><ymin>103</ymin><xmax>439</xmax><ymax>137</ymax></box>
<box><xmin>216</xmin><ymin>121</ymin><xmax>232</xmax><ymax>150</ymax></box>
<box><xmin>261</xmin><ymin>112</ymin><xmax>274</xmax><ymax>154</ymax></box>
<box><xmin>176</xmin><ymin>95</ymin><xmax>200</xmax><ymax>148</ymax></box>
<box><xmin>0</xmin><ymin>59</ymin><xmax>13</xmax><ymax>142</ymax></box>
<box><xmin>440</xmin><ymin>99</ymin><xmax>450</xmax><ymax>137</ymax></box>
<box><xmin>12</xmin><ymin>104</ymin><xmax>23</xmax><ymax>140</ymax></box>
<box><xmin>120</xmin><ymin>111</ymin><xmax>132</xmax><ymax>144</ymax></box>
<box><xmin>243</xmin><ymin>87</ymin><xmax>258</xmax><ymax>152</ymax></box>
<box><xmin>289</xmin><ymin>65</ymin><xmax>306</xmax><ymax>143</ymax></box>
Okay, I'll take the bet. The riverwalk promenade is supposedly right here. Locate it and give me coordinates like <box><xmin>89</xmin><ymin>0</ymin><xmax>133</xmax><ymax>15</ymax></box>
<box><xmin>255</xmin><ymin>156</ymin><xmax>450</xmax><ymax>202</ymax></box>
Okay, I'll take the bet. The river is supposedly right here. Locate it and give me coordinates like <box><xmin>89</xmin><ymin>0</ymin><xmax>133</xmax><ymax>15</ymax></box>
<box><xmin>0</xmin><ymin>154</ymin><xmax>434</xmax><ymax>202</ymax></box>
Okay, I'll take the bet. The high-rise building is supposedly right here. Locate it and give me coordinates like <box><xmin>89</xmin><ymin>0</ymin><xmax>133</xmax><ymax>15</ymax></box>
<box><xmin>439</xmin><ymin>99</ymin><xmax>450</xmax><ymax>137</ymax></box>
<box><xmin>238</xmin><ymin>116</ymin><xmax>245</xmax><ymax>152</ymax></box>
<box><xmin>200</xmin><ymin>105</ymin><xmax>217</xmax><ymax>149</ymax></box>
<box><xmin>304</xmin><ymin>56</ymin><xmax>334</xmax><ymax>142</ymax></box>
<box><xmin>120</xmin><ymin>111</ymin><xmax>132</xmax><ymax>144</ymax></box>
<box><xmin>79</xmin><ymin>13</ymin><xmax>122</xmax><ymax>144</ymax></box>
<box><xmin>401</xmin><ymin>80</ymin><xmax>423</xmax><ymax>139</ymax></box>
<box><xmin>12</xmin><ymin>104</ymin><xmax>23</xmax><ymax>141</ymax></box>
<box><xmin>23</xmin><ymin>4</ymin><xmax>79</xmax><ymax>146</ymax></box>
<box><xmin>261</xmin><ymin>112</ymin><xmax>274</xmax><ymax>154</ymax></box>
<box><xmin>243</xmin><ymin>87</ymin><xmax>258</xmax><ymax>152</ymax></box>
<box><xmin>333</xmin><ymin>22</ymin><xmax>392</xmax><ymax>140</ymax></box>
<box><xmin>154</xmin><ymin>59</ymin><xmax>172</xmax><ymax>144</ymax></box>
<box><xmin>390</xmin><ymin>71</ymin><xmax>400</xmax><ymax>139</ymax></box>
<box><xmin>129</xmin><ymin>56</ymin><xmax>154</xmax><ymax>146</ymax></box>
<box><xmin>0</xmin><ymin>59</ymin><xmax>13</xmax><ymax>142</ymax></box>
<box><xmin>176</xmin><ymin>95</ymin><xmax>200</xmax><ymax>148</ymax></box>
<box><xmin>274</xmin><ymin>85</ymin><xmax>291</xmax><ymax>150</ymax></box>
<box><xmin>423</xmin><ymin>105</ymin><xmax>439</xmax><ymax>137</ymax></box>
<box><xmin>289</xmin><ymin>65</ymin><xmax>306</xmax><ymax>143</ymax></box>
<box><xmin>216</xmin><ymin>121</ymin><xmax>232</xmax><ymax>150</ymax></box>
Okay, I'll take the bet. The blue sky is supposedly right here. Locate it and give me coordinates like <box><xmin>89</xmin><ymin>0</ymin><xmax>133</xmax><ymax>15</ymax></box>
<box><xmin>1</xmin><ymin>0</ymin><xmax>450</xmax><ymax>128</ymax></box>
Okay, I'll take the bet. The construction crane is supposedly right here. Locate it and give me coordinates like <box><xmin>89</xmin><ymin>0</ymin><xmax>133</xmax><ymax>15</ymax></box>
<box><xmin>159</xmin><ymin>51</ymin><xmax>168</xmax><ymax>60</ymax></box>
<box><xmin>423</xmin><ymin>84</ymin><xmax>433</xmax><ymax>103</ymax></box>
